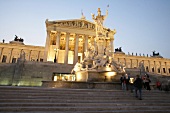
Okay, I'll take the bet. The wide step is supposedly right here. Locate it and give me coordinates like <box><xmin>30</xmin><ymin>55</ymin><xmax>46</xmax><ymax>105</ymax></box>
<box><xmin>0</xmin><ymin>86</ymin><xmax>170</xmax><ymax>113</ymax></box>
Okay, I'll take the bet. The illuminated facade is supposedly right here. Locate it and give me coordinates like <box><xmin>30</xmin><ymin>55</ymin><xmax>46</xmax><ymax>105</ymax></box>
<box><xmin>43</xmin><ymin>16</ymin><xmax>170</xmax><ymax>76</ymax></box>
<box><xmin>0</xmin><ymin>41</ymin><xmax>44</xmax><ymax>63</ymax></box>
<box><xmin>44</xmin><ymin>18</ymin><xmax>115</xmax><ymax>64</ymax></box>
<box><xmin>0</xmin><ymin>10</ymin><xmax>170</xmax><ymax>87</ymax></box>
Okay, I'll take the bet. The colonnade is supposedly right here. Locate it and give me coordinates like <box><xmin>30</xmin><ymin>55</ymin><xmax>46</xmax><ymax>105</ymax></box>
<box><xmin>115</xmin><ymin>56</ymin><xmax>170</xmax><ymax>76</ymax></box>
<box><xmin>0</xmin><ymin>46</ymin><xmax>44</xmax><ymax>63</ymax></box>
<box><xmin>44</xmin><ymin>31</ymin><xmax>114</xmax><ymax>64</ymax></box>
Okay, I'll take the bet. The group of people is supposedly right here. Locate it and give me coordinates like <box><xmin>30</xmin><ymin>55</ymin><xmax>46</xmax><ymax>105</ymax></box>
<box><xmin>142</xmin><ymin>74</ymin><xmax>151</xmax><ymax>90</ymax></box>
<box><xmin>120</xmin><ymin>74</ymin><xmax>130</xmax><ymax>91</ymax></box>
<box><xmin>120</xmin><ymin>73</ymin><xmax>152</xmax><ymax>100</ymax></box>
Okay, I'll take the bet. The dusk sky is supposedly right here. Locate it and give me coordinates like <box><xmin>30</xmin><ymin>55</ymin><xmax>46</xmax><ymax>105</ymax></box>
<box><xmin>0</xmin><ymin>0</ymin><xmax>170</xmax><ymax>58</ymax></box>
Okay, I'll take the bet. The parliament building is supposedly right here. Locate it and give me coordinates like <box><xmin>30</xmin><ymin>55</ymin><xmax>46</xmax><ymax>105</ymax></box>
<box><xmin>0</xmin><ymin>10</ymin><xmax>170</xmax><ymax>86</ymax></box>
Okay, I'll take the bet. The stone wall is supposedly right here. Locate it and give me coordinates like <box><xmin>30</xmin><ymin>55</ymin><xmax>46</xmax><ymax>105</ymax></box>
<box><xmin>0</xmin><ymin>63</ymin><xmax>15</xmax><ymax>85</ymax></box>
<box><xmin>0</xmin><ymin>60</ymin><xmax>74</xmax><ymax>86</ymax></box>
<box><xmin>42</xmin><ymin>81</ymin><xmax>122</xmax><ymax>90</ymax></box>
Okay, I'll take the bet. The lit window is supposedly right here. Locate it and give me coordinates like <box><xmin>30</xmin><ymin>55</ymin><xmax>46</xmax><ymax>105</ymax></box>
<box><xmin>12</xmin><ymin>58</ymin><xmax>17</xmax><ymax>63</ymax></box>
<box><xmin>146</xmin><ymin>66</ymin><xmax>149</xmax><ymax>72</ymax></box>
<box><xmin>2</xmin><ymin>55</ymin><xmax>7</xmax><ymax>63</ymax></box>
<box><xmin>163</xmin><ymin>68</ymin><xmax>166</xmax><ymax>73</ymax></box>
<box><xmin>152</xmin><ymin>67</ymin><xmax>154</xmax><ymax>72</ymax></box>
<box><xmin>40</xmin><ymin>58</ymin><xmax>43</xmax><ymax>62</ymax></box>
<box><xmin>158</xmin><ymin>68</ymin><xmax>160</xmax><ymax>73</ymax></box>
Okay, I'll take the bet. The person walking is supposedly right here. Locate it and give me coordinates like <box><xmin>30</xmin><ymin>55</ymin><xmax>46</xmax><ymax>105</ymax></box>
<box><xmin>145</xmin><ymin>74</ymin><xmax>151</xmax><ymax>91</ymax></box>
<box><xmin>125</xmin><ymin>74</ymin><xmax>130</xmax><ymax>90</ymax></box>
<box><xmin>120</xmin><ymin>74</ymin><xmax>126</xmax><ymax>90</ymax></box>
<box><xmin>142</xmin><ymin>75</ymin><xmax>146</xmax><ymax>89</ymax></box>
<box><xmin>134</xmin><ymin>75</ymin><xmax>143</xmax><ymax>100</ymax></box>
<box><xmin>156</xmin><ymin>80</ymin><xmax>162</xmax><ymax>90</ymax></box>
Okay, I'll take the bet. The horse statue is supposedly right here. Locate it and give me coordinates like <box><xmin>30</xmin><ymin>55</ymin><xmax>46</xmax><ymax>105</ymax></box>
<box><xmin>115</xmin><ymin>47</ymin><xmax>122</xmax><ymax>52</ymax></box>
<box><xmin>153</xmin><ymin>51</ymin><xmax>159</xmax><ymax>56</ymax></box>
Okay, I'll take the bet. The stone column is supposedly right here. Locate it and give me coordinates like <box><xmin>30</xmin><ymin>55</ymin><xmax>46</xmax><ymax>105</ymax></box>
<box><xmin>110</xmin><ymin>37</ymin><xmax>114</xmax><ymax>54</ymax></box>
<box><xmin>44</xmin><ymin>31</ymin><xmax>51</xmax><ymax>62</ymax></box>
<box><xmin>148</xmin><ymin>60</ymin><xmax>150</xmax><ymax>72</ymax></box>
<box><xmin>8</xmin><ymin>48</ymin><xmax>13</xmax><ymax>63</ymax></box>
<box><xmin>29</xmin><ymin>50</ymin><xmax>32</xmax><ymax>61</ymax></box>
<box><xmin>0</xmin><ymin>47</ymin><xmax>4</xmax><ymax>63</ymax></box>
<box><xmin>74</xmin><ymin>34</ymin><xmax>79</xmax><ymax>64</ymax></box>
<box><xmin>84</xmin><ymin>35</ymin><xmax>88</xmax><ymax>52</ymax></box>
<box><xmin>165</xmin><ymin>62</ymin><xmax>168</xmax><ymax>75</ymax></box>
<box><xmin>136</xmin><ymin>59</ymin><xmax>139</xmax><ymax>67</ymax></box>
<box><xmin>97</xmin><ymin>40</ymin><xmax>105</xmax><ymax>57</ymax></box>
<box><xmin>154</xmin><ymin>61</ymin><xmax>156</xmax><ymax>73</ymax></box>
<box><xmin>37</xmin><ymin>51</ymin><xmax>41</xmax><ymax>62</ymax></box>
<box><xmin>160</xmin><ymin>61</ymin><xmax>162</xmax><ymax>75</ymax></box>
<box><xmin>124</xmin><ymin>58</ymin><xmax>126</xmax><ymax>67</ymax></box>
<box><xmin>82</xmin><ymin>35</ymin><xmax>88</xmax><ymax>59</ymax></box>
<box><xmin>130</xmin><ymin>59</ymin><xmax>132</xmax><ymax>68</ymax></box>
<box><xmin>64</xmin><ymin>32</ymin><xmax>70</xmax><ymax>64</ymax></box>
<box><xmin>56</xmin><ymin>31</ymin><xmax>61</xmax><ymax>49</ymax></box>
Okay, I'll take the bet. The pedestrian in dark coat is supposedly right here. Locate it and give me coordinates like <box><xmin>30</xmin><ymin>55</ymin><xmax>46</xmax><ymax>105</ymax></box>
<box><xmin>134</xmin><ymin>75</ymin><xmax>143</xmax><ymax>100</ymax></box>
<box><xmin>120</xmin><ymin>74</ymin><xmax>126</xmax><ymax>90</ymax></box>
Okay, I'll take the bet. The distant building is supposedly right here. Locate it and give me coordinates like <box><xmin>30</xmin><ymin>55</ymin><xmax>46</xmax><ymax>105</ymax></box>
<box><xmin>0</xmin><ymin>40</ymin><xmax>44</xmax><ymax>63</ymax></box>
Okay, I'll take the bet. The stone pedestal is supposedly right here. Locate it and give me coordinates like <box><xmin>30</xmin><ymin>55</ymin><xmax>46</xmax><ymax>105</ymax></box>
<box><xmin>97</xmin><ymin>40</ymin><xmax>105</xmax><ymax>57</ymax></box>
<box><xmin>75</xmin><ymin>71</ymin><xmax>88</xmax><ymax>82</ymax></box>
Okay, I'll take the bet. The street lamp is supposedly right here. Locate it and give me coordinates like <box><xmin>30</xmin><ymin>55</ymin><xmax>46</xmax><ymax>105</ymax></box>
<box><xmin>54</xmin><ymin>48</ymin><xmax>58</xmax><ymax>63</ymax></box>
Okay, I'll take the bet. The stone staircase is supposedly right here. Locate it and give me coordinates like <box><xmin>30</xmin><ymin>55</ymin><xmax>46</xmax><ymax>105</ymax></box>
<box><xmin>0</xmin><ymin>86</ymin><xmax>170</xmax><ymax>113</ymax></box>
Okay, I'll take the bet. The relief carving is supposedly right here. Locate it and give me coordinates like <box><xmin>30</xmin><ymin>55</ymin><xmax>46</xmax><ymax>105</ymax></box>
<box><xmin>56</xmin><ymin>20</ymin><xmax>95</xmax><ymax>30</ymax></box>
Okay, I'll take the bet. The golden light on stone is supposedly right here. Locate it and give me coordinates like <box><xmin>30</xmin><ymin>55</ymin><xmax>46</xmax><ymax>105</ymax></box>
<box><xmin>76</xmin><ymin>73</ymin><xmax>82</xmax><ymax>81</ymax></box>
<box><xmin>106</xmin><ymin>72</ymin><xmax>117</xmax><ymax>76</ymax></box>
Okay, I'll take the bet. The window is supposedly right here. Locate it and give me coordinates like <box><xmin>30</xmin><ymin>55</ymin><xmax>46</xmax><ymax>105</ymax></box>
<box><xmin>12</xmin><ymin>58</ymin><xmax>17</xmax><ymax>63</ymax></box>
<box><xmin>169</xmin><ymin>68</ymin><xmax>170</xmax><ymax>74</ymax></box>
<box><xmin>31</xmin><ymin>59</ymin><xmax>35</xmax><ymax>61</ymax></box>
<box><xmin>78</xmin><ymin>56</ymin><xmax>81</xmax><ymax>63</ymax></box>
<box><xmin>52</xmin><ymin>73</ymin><xmax>76</xmax><ymax>81</ymax></box>
<box><xmin>163</xmin><ymin>68</ymin><xmax>166</xmax><ymax>73</ymax></box>
<box><xmin>152</xmin><ymin>67</ymin><xmax>154</xmax><ymax>72</ymax></box>
<box><xmin>2</xmin><ymin>55</ymin><xmax>7</xmax><ymax>63</ymax></box>
<box><xmin>157</xmin><ymin>68</ymin><xmax>160</xmax><ymax>73</ymax></box>
<box><xmin>40</xmin><ymin>58</ymin><xmax>43</xmax><ymax>62</ymax></box>
<box><xmin>146</xmin><ymin>66</ymin><xmax>149</xmax><ymax>72</ymax></box>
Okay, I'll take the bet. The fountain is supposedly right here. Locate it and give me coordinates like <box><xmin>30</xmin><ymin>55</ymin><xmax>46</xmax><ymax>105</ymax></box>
<box><xmin>72</xmin><ymin>8</ymin><xmax>125</xmax><ymax>82</ymax></box>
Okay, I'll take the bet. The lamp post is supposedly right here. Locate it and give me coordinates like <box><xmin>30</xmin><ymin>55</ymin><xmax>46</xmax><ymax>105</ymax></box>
<box><xmin>54</xmin><ymin>48</ymin><xmax>59</xmax><ymax>63</ymax></box>
<box><xmin>54</xmin><ymin>48</ymin><xmax>57</xmax><ymax>63</ymax></box>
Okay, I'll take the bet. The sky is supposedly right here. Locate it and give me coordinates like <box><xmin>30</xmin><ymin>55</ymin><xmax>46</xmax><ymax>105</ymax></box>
<box><xmin>0</xmin><ymin>0</ymin><xmax>170</xmax><ymax>58</ymax></box>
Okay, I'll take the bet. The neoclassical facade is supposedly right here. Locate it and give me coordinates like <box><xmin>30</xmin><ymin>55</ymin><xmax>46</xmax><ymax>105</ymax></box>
<box><xmin>0</xmin><ymin>18</ymin><xmax>170</xmax><ymax>76</ymax></box>
<box><xmin>44</xmin><ymin>18</ymin><xmax>115</xmax><ymax>64</ymax></box>
<box><xmin>114</xmin><ymin>53</ymin><xmax>170</xmax><ymax>76</ymax></box>
<box><xmin>0</xmin><ymin>41</ymin><xmax>44</xmax><ymax>63</ymax></box>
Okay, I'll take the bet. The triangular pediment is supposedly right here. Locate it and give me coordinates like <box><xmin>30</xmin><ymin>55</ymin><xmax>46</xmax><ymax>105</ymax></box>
<box><xmin>46</xmin><ymin>18</ymin><xmax>115</xmax><ymax>34</ymax></box>
<box><xmin>54</xmin><ymin>19</ymin><xmax>95</xmax><ymax>25</ymax></box>
<box><xmin>46</xmin><ymin>19</ymin><xmax>96</xmax><ymax>30</ymax></box>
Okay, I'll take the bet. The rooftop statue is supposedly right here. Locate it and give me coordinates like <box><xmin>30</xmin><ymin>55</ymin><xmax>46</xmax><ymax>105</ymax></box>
<box><xmin>152</xmin><ymin>51</ymin><xmax>163</xmax><ymax>58</ymax></box>
<box><xmin>153</xmin><ymin>51</ymin><xmax>159</xmax><ymax>56</ymax></box>
<box><xmin>14</xmin><ymin>35</ymin><xmax>24</xmax><ymax>42</ymax></box>
<box><xmin>115</xmin><ymin>47</ymin><xmax>122</xmax><ymax>52</ymax></box>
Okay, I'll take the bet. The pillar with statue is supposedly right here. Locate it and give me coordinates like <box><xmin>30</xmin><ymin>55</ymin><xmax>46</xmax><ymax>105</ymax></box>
<box><xmin>91</xmin><ymin>8</ymin><xmax>108</xmax><ymax>58</ymax></box>
<box><xmin>72</xmin><ymin>8</ymin><xmax>126</xmax><ymax>82</ymax></box>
